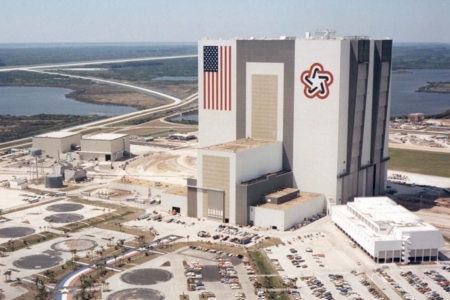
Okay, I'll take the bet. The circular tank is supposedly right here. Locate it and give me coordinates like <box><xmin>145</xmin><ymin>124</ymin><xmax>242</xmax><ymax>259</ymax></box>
<box><xmin>30</xmin><ymin>148</ymin><xmax>42</xmax><ymax>157</ymax></box>
<box><xmin>45</xmin><ymin>175</ymin><xmax>63</xmax><ymax>188</ymax></box>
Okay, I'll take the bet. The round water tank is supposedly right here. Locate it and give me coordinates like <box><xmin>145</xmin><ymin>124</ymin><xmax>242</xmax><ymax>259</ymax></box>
<box><xmin>30</xmin><ymin>148</ymin><xmax>42</xmax><ymax>157</ymax></box>
<box><xmin>45</xmin><ymin>175</ymin><xmax>63</xmax><ymax>188</ymax></box>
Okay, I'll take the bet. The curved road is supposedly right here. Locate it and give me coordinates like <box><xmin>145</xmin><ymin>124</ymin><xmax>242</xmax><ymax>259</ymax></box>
<box><xmin>0</xmin><ymin>54</ymin><xmax>197</xmax><ymax>72</ymax></box>
<box><xmin>0</xmin><ymin>62</ymin><xmax>199</xmax><ymax>152</ymax></box>
<box><xmin>26</xmin><ymin>69</ymin><xmax>181</xmax><ymax>103</ymax></box>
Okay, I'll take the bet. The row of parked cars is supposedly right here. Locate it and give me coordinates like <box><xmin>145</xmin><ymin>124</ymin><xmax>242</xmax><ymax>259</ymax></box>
<box><xmin>328</xmin><ymin>274</ymin><xmax>362</xmax><ymax>299</ymax></box>
<box><xmin>426</xmin><ymin>269</ymin><xmax>450</xmax><ymax>293</ymax></box>
<box><xmin>356</xmin><ymin>273</ymin><xmax>385</xmax><ymax>300</ymax></box>
<box><xmin>401</xmin><ymin>270</ymin><xmax>443</xmax><ymax>300</ymax></box>
<box><xmin>376</xmin><ymin>268</ymin><xmax>414</xmax><ymax>300</ymax></box>
<box><xmin>305</xmin><ymin>277</ymin><xmax>333</xmax><ymax>299</ymax></box>
<box><xmin>424</xmin><ymin>267</ymin><xmax>450</xmax><ymax>293</ymax></box>
<box><xmin>189</xmin><ymin>245</ymin><xmax>244</xmax><ymax>259</ymax></box>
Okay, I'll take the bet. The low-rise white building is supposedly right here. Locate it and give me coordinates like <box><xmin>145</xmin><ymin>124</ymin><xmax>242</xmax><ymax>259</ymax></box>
<box><xmin>161</xmin><ymin>186</ymin><xmax>187</xmax><ymax>215</ymax></box>
<box><xmin>80</xmin><ymin>133</ymin><xmax>130</xmax><ymax>162</ymax></box>
<box><xmin>331</xmin><ymin>197</ymin><xmax>444</xmax><ymax>263</ymax></box>
<box><xmin>9</xmin><ymin>178</ymin><xmax>28</xmax><ymax>189</ymax></box>
<box><xmin>33</xmin><ymin>131</ymin><xmax>81</xmax><ymax>158</ymax></box>
<box><xmin>250</xmin><ymin>190</ymin><xmax>325</xmax><ymax>230</ymax></box>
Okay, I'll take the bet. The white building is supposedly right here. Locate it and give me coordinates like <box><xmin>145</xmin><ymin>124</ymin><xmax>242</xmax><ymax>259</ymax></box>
<box><xmin>331</xmin><ymin>197</ymin><xmax>444</xmax><ymax>263</ymax></box>
<box><xmin>250</xmin><ymin>190</ymin><xmax>325</xmax><ymax>230</ymax></box>
<box><xmin>188</xmin><ymin>34</ymin><xmax>393</xmax><ymax>225</ymax></box>
<box><xmin>33</xmin><ymin>131</ymin><xmax>81</xmax><ymax>158</ymax></box>
<box><xmin>80</xmin><ymin>133</ymin><xmax>130</xmax><ymax>162</ymax></box>
<box><xmin>9</xmin><ymin>178</ymin><xmax>28</xmax><ymax>189</ymax></box>
<box><xmin>161</xmin><ymin>186</ymin><xmax>188</xmax><ymax>215</ymax></box>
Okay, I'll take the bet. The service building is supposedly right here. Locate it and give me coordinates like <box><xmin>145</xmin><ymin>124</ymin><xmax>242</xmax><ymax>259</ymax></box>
<box><xmin>331</xmin><ymin>197</ymin><xmax>444</xmax><ymax>263</ymax></box>
<box><xmin>80</xmin><ymin>133</ymin><xmax>130</xmax><ymax>162</ymax></box>
<box><xmin>32</xmin><ymin>131</ymin><xmax>81</xmax><ymax>158</ymax></box>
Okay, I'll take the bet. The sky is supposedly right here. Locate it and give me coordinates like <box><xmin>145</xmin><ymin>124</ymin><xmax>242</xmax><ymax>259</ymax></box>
<box><xmin>0</xmin><ymin>0</ymin><xmax>449</xmax><ymax>44</ymax></box>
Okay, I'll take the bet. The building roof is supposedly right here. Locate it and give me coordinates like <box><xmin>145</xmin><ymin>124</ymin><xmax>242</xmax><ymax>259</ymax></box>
<box><xmin>83</xmin><ymin>133</ymin><xmax>128</xmax><ymax>141</ymax></box>
<box><xmin>163</xmin><ymin>185</ymin><xmax>188</xmax><ymax>196</ymax></box>
<box><xmin>350</xmin><ymin>197</ymin><xmax>423</xmax><ymax>226</ymax></box>
<box><xmin>35</xmin><ymin>131</ymin><xmax>80</xmax><ymax>139</ymax></box>
<box><xmin>333</xmin><ymin>197</ymin><xmax>440</xmax><ymax>241</ymax></box>
<box><xmin>257</xmin><ymin>191</ymin><xmax>322</xmax><ymax>211</ymax></box>
<box><xmin>265</xmin><ymin>188</ymin><xmax>299</xmax><ymax>199</ymax></box>
<box><xmin>202</xmin><ymin>138</ymin><xmax>278</xmax><ymax>153</ymax></box>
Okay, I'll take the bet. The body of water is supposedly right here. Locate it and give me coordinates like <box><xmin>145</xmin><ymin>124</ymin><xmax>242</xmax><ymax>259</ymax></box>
<box><xmin>169</xmin><ymin>111</ymin><xmax>198</xmax><ymax>122</ymax></box>
<box><xmin>390</xmin><ymin>69</ymin><xmax>450</xmax><ymax>116</ymax></box>
<box><xmin>1</xmin><ymin>70</ymin><xmax>449</xmax><ymax>117</ymax></box>
<box><xmin>0</xmin><ymin>86</ymin><xmax>136</xmax><ymax>116</ymax></box>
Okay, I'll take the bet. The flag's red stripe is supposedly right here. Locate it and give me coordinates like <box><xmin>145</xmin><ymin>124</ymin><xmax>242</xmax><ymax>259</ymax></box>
<box><xmin>203</xmin><ymin>72</ymin><xmax>206</xmax><ymax>109</ymax></box>
<box><xmin>219</xmin><ymin>46</ymin><xmax>223</xmax><ymax>110</ymax></box>
<box><xmin>228</xmin><ymin>46</ymin><xmax>231</xmax><ymax>111</ymax></box>
<box><xmin>215</xmin><ymin>63</ymin><xmax>218</xmax><ymax>110</ymax></box>
<box><xmin>224</xmin><ymin>47</ymin><xmax>227</xmax><ymax>111</ymax></box>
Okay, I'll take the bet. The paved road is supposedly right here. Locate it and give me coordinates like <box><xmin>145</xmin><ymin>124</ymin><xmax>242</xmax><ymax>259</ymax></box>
<box><xmin>0</xmin><ymin>54</ymin><xmax>197</xmax><ymax>72</ymax></box>
<box><xmin>26</xmin><ymin>69</ymin><xmax>181</xmax><ymax>103</ymax></box>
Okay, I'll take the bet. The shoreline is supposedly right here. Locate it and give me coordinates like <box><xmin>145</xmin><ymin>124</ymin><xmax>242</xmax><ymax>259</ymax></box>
<box><xmin>64</xmin><ymin>89</ymin><xmax>146</xmax><ymax>110</ymax></box>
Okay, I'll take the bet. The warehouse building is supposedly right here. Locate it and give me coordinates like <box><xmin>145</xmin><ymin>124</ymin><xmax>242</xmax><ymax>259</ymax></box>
<box><xmin>331</xmin><ymin>197</ymin><xmax>444</xmax><ymax>263</ymax></box>
<box><xmin>161</xmin><ymin>186</ymin><xmax>188</xmax><ymax>215</ymax></box>
<box><xmin>80</xmin><ymin>133</ymin><xmax>130</xmax><ymax>162</ymax></box>
<box><xmin>250</xmin><ymin>189</ymin><xmax>325</xmax><ymax>230</ymax></box>
<box><xmin>32</xmin><ymin>131</ymin><xmax>81</xmax><ymax>158</ymax></box>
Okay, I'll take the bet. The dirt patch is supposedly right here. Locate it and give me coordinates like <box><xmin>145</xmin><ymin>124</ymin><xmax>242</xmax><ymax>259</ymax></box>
<box><xmin>67</xmin><ymin>84</ymin><xmax>168</xmax><ymax>109</ymax></box>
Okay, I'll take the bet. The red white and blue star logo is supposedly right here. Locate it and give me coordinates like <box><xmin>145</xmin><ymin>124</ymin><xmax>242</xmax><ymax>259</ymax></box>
<box><xmin>300</xmin><ymin>63</ymin><xmax>334</xmax><ymax>99</ymax></box>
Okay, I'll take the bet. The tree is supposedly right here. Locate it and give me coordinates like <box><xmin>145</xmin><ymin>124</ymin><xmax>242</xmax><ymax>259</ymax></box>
<box><xmin>113</xmin><ymin>254</ymin><xmax>118</xmax><ymax>268</ymax></box>
<box><xmin>4</xmin><ymin>270</ymin><xmax>12</xmax><ymax>282</ymax></box>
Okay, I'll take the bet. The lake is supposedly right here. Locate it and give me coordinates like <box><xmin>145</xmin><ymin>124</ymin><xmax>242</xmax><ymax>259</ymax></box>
<box><xmin>1</xmin><ymin>69</ymin><xmax>449</xmax><ymax>117</ymax></box>
<box><xmin>390</xmin><ymin>69</ymin><xmax>450</xmax><ymax>116</ymax></box>
<box><xmin>0</xmin><ymin>86</ymin><xmax>136</xmax><ymax>116</ymax></box>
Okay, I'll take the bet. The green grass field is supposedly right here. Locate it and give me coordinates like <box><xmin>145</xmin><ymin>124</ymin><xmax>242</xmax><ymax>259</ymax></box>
<box><xmin>388</xmin><ymin>148</ymin><xmax>450</xmax><ymax>177</ymax></box>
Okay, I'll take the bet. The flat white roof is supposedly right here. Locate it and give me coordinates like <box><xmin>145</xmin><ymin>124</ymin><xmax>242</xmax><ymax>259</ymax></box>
<box><xmin>350</xmin><ymin>197</ymin><xmax>426</xmax><ymax>228</ymax></box>
<box><xmin>333</xmin><ymin>197</ymin><xmax>439</xmax><ymax>241</ymax></box>
<box><xmin>82</xmin><ymin>133</ymin><xmax>128</xmax><ymax>141</ymax></box>
<box><xmin>35</xmin><ymin>131</ymin><xmax>80</xmax><ymax>139</ymax></box>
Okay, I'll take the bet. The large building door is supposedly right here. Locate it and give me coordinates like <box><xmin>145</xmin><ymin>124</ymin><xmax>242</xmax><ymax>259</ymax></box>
<box><xmin>207</xmin><ymin>190</ymin><xmax>224</xmax><ymax>221</ymax></box>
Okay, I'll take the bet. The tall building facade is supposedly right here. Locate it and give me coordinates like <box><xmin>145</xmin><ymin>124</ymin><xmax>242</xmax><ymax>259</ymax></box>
<box><xmin>189</xmin><ymin>35</ymin><xmax>392</xmax><ymax>224</ymax></box>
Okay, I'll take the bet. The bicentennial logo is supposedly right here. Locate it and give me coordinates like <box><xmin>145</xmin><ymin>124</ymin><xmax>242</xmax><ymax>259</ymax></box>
<box><xmin>300</xmin><ymin>63</ymin><xmax>334</xmax><ymax>99</ymax></box>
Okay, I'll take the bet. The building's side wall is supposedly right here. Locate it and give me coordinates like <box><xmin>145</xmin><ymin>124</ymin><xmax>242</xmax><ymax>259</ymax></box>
<box><xmin>161</xmin><ymin>193</ymin><xmax>188</xmax><ymax>215</ymax></box>
<box><xmin>246</xmin><ymin>63</ymin><xmax>285</xmax><ymax>141</ymax></box>
<box><xmin>235</xmin><ymin>142</ymin><xmax>283</xmax><ymax>183</ymax></box>
<box><xmin>61</xmin><ymin>134</ymin><xmax>82</xmax><ymax>154</ymax></box>
<box><xmin>32</xmin><ymin>137</ymin><xmax>62</xmax><ymax>158</ymax></box>
<box><xmin>111</xmin><ymin>136</ymin><xmax>130</xmax><ymax>154</ymax></box>
<box><xmin>187</xmin><ymin>178</ymin><xmax>198</xmax><ymax>218</ymax></box>
<box><xmin>235</xmin><ymin>172</ymin><xmax>293</xmax><ymax>226</ymax></box>
<box><xmin>198</xmin><ymin>40</ymin><xmax>237</xmax><ymax>148</ymax></box>
<box><xmin>331</xmin><ymin>207</ymin><xmax>378</xmax><ymax>257</ymax></box>
<box><xmin>236</xmin><ymin>40</ymin><xmax>296</xmax><ymax>171</ymax></box>
<box><xmin>369</xmin><ymin>40</ymin><xmax>392</xmax><ymax>196</ymax></box>
<box><xmin>81</xmin><ymin>140</ymin><xmax>111</xmax><ymax>153</ymax></box>
<box><xmin>293</xmin><ymin>40</ymin><xmax>347</xmax><ymax>203</ymax></box>
<box><xmin>283</xmin><ymin>195</ymin><xmax>326</xmax><ymax>229</ymax></box>
<box><xmin>198</xmin><ymin>153</ymin><xmax>231</xmax><ymax>221</ymax></box>
<box><xmin>250</xmin><ymin>207</ymin><xmax>285</xmax><ymax>229</ymax></box>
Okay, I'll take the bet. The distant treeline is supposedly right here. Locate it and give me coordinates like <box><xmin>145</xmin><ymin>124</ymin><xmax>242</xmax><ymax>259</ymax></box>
<box><xmin>0</xmin><ymin>114</ymin><xmax>106</xmax><ymax>143</ymax></box>
<box><xmin>392</xmin><ymin>45</ymin><xmax>450</xmax><ymax>70</ymax></box>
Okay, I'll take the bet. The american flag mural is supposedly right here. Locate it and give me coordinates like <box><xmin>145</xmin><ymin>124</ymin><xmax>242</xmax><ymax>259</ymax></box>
<box><xmin>203</xmin><ymin>46</ymin><xmax>232</xmax><ymax>110</ymax></box>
